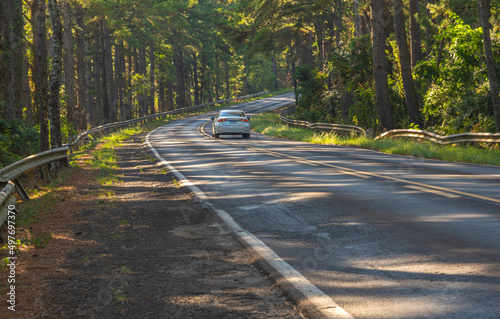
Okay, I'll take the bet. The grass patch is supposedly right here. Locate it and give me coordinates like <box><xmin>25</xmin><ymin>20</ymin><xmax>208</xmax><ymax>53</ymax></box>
<box><xmin>251</xmin><ymin>113</ymin><xmax>500</xmax><ymax>166</ymax></box>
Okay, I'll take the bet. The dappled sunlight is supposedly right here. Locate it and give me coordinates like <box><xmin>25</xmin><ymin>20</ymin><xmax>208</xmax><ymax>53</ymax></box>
<box><xmin>411</xmin><ymin>213</ymin><xmax>495</xmax><ymax>223</ymax></box>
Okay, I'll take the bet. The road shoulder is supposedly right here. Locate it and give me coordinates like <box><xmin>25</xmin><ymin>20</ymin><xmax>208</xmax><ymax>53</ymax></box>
<box><xmin>2</xmin><ymin>132</ymin><xmax>304</xmax><ymax>318</ymax></box>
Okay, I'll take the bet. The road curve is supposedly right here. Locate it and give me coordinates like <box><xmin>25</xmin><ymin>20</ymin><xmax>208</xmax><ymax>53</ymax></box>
<box><xmin>148</xmin><ymin>93</ymin><xmax>500</xmax><ymax>319</ymax></box>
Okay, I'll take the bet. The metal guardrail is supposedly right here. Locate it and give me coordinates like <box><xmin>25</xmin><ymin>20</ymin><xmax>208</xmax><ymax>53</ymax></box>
<box><xmin>279</xmin><ymin>106</ymin><xmax>367</xmax><ymax>137</ymax></box>
<box><xmin>0</xmin><ymin>91</ymin><xmax>270</xmax><ymax>236</ymax></box>
<box><xmin>280</xmin><ymin>106</ymin><xmax>500</xmax><ymax>145</ymax></box>
<box><xmin>374</xmin><ymin>129</ymin><xmax>500</xmax><ymax>145</ymax></box>
<box><xmin>0</xmin><ymin>181</ymin><xmax>16</xmax><ymax>241</ymax></box>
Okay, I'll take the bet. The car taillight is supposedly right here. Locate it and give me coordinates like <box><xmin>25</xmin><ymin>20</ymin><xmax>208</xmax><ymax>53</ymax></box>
<box><xmin>218</xmin><ymin>119</ymin><xmax>227</xmax><ymax>122</ymax></box>
<box><xmin>240</xmin><ymin>119</ymin><xmax>249</xmax><ymax>122</ymax></box>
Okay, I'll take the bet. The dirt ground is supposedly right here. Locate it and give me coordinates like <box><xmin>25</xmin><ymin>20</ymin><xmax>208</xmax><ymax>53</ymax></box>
<box><xmin>1</xmin><ymin>132</ymin><xmax>304</xmax><ymax>318</ymax></box>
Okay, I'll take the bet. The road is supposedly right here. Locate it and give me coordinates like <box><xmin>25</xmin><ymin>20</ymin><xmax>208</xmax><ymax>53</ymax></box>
<box><xmin>148</xmin><ymin>93</ymin><xmax>500</xmax><ymax>319</ymax></box>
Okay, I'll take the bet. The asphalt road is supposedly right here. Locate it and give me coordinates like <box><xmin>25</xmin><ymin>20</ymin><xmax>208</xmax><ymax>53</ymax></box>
<box><xmin>149</xmin><ymin>93</ymin><xmax>500</xmax><ymax>319</ymax></box>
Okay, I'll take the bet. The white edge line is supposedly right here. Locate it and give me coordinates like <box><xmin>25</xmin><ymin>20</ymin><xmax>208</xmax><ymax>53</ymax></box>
<box><xmin>145</xmin><ymin>126</ymin><xmax>354</xmax><ymax>319</ymax></box>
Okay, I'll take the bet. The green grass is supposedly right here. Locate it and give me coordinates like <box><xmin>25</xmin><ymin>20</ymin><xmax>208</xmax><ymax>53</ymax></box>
<box><xmin>251</xmin><ymin>113</ymin><xmax>500</xmax><ymax>166</ymax></box>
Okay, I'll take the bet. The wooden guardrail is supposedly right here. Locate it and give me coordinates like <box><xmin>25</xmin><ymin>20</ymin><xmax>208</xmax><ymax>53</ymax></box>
<box><xmin>0</xmin><ymin>91</ymin><xmax>270</xmax><ymax>236</ymax></box>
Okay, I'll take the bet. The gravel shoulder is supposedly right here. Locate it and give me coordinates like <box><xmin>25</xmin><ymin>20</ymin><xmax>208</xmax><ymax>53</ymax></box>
<box><xmin>1</xmin><ymin>132</ymin><xmax>304</xmax><ymax>318</ymax></box>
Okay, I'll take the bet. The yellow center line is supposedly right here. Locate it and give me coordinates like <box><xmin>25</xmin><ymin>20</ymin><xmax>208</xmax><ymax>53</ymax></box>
<box><xmin>199</xmin><ymin>122</ymin><xmax>500</xmax><ymax>204</ymax></box>
<box><xmin>405</xmin><ymin>185</ymin><xmax>461</xmax><ymax>199</ymax></box>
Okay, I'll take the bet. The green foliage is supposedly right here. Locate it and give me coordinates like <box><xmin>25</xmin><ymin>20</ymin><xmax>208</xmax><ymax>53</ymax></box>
<box><xmin>295</xmin><ymin>65</ymin><xmax>328</xmax><ymax>122</ymax></box>
<box><xmin>19</xmin><ymin>232</ymin><xmax>52</xmax><ymax>248</ymax></box>
<box><xmin>0</xmin><ymin>119</ymin><xmax>40</xmax><ymax>168</ymax></box>
<box><xmin>420</xmin><ymin>10</ymin><xmax>494</xmax><ymax>134</ymax></box>
<box><xmin>348</xmin><ymin>86</ymin><xmax>377</xmax><ymax>129</ymax></box>
<box><xmin>246</xmin><ymin>54</ymin><xmax>276</xmax><ymax>93</ymax></box>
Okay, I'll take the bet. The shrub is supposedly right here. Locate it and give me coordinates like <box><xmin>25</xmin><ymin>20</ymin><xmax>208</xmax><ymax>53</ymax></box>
<box><xmin>0</xmin><ymin>119</ymin><xmax>40</xmax><ymax>169</ymax></box>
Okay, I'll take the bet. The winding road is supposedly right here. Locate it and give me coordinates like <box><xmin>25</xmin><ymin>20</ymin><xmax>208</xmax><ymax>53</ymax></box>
<box><xmin>148</xmin><ymin>93</ymin><xmax>500</xmax><ymax>319</ymax></box>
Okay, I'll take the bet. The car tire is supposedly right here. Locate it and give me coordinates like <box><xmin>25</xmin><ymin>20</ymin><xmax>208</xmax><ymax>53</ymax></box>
<box><xmin>243</xmin><ymin>133</ymin><xmax>250</xmax><ymax>139</ymax></box>
<box><xmin>214</xmin><ymin>133</ymin><xmax>220</xmax><ymax>138</ymax></box>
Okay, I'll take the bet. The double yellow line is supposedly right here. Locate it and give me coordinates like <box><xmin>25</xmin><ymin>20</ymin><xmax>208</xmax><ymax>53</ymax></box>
<box><xmin>199</xmin><ymin>122</ymin><xmax>500</xmax><ymax>204</ymax></box>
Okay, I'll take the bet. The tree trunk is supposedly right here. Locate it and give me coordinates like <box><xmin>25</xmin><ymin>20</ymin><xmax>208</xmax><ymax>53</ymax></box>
<box><xmin>314</xmin><ymin>18</ymin><xmax>325</xmax><ymax>70</ymax></box>
<box><xmin>62</xmin><ymin>0</ymin><xmax>75</xmax><ymax>134</ymax></box>
<box><xmin>166</xmin><ymin>81</ymin><xmax>174</xmax><ymax>111</ymax></box>
<box><xmin>370</xmin><ymin>0</ymin><xmax>395</xmax><ymax>131</ymax></box>
<box><xmin>48</xmin><ymin>0</ymin><xmax>63</xmax><ymax>149</ymax></box>
<box><xmin>478</xmin><ymin>0</ymin><xmax>500</xmax><ymax>132</ymax></box>
<box><xmin>2</xmin><ymin>0</ymin><xmax>25</xmax><ymax>121</ymax></box>
<box><xmin>393</xmin><ymin>0</ymin><xmax>423</xmax><ymax>127</ymax></box>
<box><xmin>75</xmin><ymin>5</ymin><xmax>89</xmax><ymax>129</ymax></box>
<box><xmin>243</xmin><ymin>61</ymin><xmax>248</xmax><ymax>95</ymax></box>
<box><xmin>272</xmin><ymin>54</ymin><xmax>279</xmax><ymax>90</ymax></box>
<box><xmin>0</xmin><ymin>0</ymin><xmax>16</xmax><ymax>121</ymax></box>
<box><xmin>174</xmin><ymin>47</ymin><xmax>186</xmax><ymax>109</ymax></box>
<box><xmin>33</xmin><ymin>0</ymin><xmax>50</xmax><ymax>151</ymax></box>
<box><xmin>215</xmin><ymin>49</ymin><xmax>220</xmax><ymax>100</ymax></box>
<box><xmin>22</xmin><ymin>43</ymin><xmax>33</xmax><ymax>124</ymax></box>
<box><xmin>115</xmin><ymin>41</ymin><xmax>124</xmax><ymax>120</ymax></box>
<box><xmin>125</xmin><ymin>52</ymin><xmax>133</xmax><ymax>119</ymax></box>
<box><xmin>409</xmin><ymin>0</ymin><xmax>423</xmax><ymax>68</ymax></box>
<box><xmin>334</xmin><ymin>0</ymin><xmax>343</xmax><ymax>46</ymax></box>
<box><xmin>149</xmin><ymin>44</ymin><xmax>156</xmax><ymax>114</ymax></box>
<box><xmin>138</xmin><ymin>45</ymin><xmax>148</xmax><ymax>115</ymax></box>
<box><xmin>225</xmin><ymin>60</ymin><xmax>230</xmax><ymax>99</ymax></box>
<box><xmin>193</xmin><ymin>53</ymin><xmax>200</xmax><ymax>105</ymax></box>
<box><xmin>102</xmin><ymin>22</ymin><xmax>117</xmax><ymax>122</ymax></box>
<box><xmin>158</xmin><ymin>80</ymin><xmax>165</xmax><ymax>112</ymax></box>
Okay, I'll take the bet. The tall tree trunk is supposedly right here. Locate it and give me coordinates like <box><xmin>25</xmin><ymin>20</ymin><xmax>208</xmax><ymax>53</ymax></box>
<box><xmin>0</xmin><ymin>0</ymin><xmax>16</xmax><ymax>120</ymax></box>
<box><xmin>353</xmin><ymin>0</ymin><xmax>361</xmax><ymax>37</ymax></box>
<box><xmin>158</xmin><ymin>80</ymin><xmax>165</xmax><ymax>112</ymax></box>
<box><xmin>393</xmin><ymin>0</ymin><xmax>423</xmax><ymax>127</ymax></box>
<box><xmin>138</xmin><ymin>45</ymin><xmax>148</xmax><ymax>115</ymax></box>
<box><xmin>149</xmin><ymin>44</ymin><xmax>156</xmax><ymax>114</ymax></box>
<box><xmin>334</xmin><ymin>0</ymin><xmax>343</xmax><ymax>46</ymax></box>
<box><xmin>48</xmin><ymin>0</ymin><xmax>63</xmax><ymax>149</ymax></box>
<box><xmin>193</xmin><ymin>53</ymin><xmax>200</xmax><ymax>105</ymax></box>
<box><xmin>174</xmin><ymin>46</ymin><xmax>186</xmax><ymax>109</ymax></box>
<box><xmin>215</xmin><ymin>49</ymin><xmax>220</xmax><ymax>100</ymax></box>
<box><xmin>370</xmin><ymin>0</ymin><xmax>395</xmax><ymax>131</ymax></box>
<box><xmin>62</xmin><ymin>0</ymin><xmax>75</xmax><ymax>134</ymax></box>
<box><xmin>314</xmin><ymin>18</ymin><xmax>325</xmax><ymax>70</ymax></box>
<box><xmin>409</xmin><ymin>0</ymin><xmax>423</xmax><ymax>68</ymax></box>
<box><xmin>243</xmin><ymin>61</ymin><xmax>248</xmax><ymax>95</ymax></box>
<box><xmin>290</xmin><ymin>44</ymin><xmax>297</xmax><ymax>104</ymax></box>
<box><xmin>479</xmin><ymin>0</ymin><xmax>500</xmax><ymax>132</ymax></box>
<box><xmin>225</xmin><ymin>59</ymin><xmax>230</xmax><ymax>99</ymax></box>
<box><xmin>13</xmin><ymin>0</ymin><xmax>25</xmax><ymax>120</ymax></box>
<box><xmin>22</xmin><ymin>44</ymin><xmax>33</xmax><ymax>124</ymax></box>
<box><xmin>166</xmin><ymin>81</ymin><xmax>174</xmax><ymax>111</ymax></box>
<box><xmin>102</xmin><ymin>22</ymin><xmax>116</xmax><ymax>122</ymax></box>
<box><xmin>125</xmin><ymin>52</ymin><xmax>133</xmax><ymax>119</ymax></box>
<box><xmin>114</xmin><ymin>41</ymin><xmax>123</xmax><ymax>120</ymax></box>
<box><xmin>33</xmin><ymin>0</ymin><xmax>50</xmax><ymax>151</ymax></box>
<box><xmin>75</xmin><ymin>5</ymin><xmax>89</xmax><ymax>129</ymax></box>
<box><xmin>272</xmin><ymin>54</ymin><xmax>279</xmax><ymax>90</ymax></box>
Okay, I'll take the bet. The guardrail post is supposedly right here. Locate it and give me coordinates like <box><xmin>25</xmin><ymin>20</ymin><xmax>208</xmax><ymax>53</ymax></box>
<box><xmin>0</xmin><ymin>195</ymin><xmax>18</xmax><ymax>243</ymax></box>
<box><xmin>12</xmin><ymin>178</ymin><xmax>30</xmax><ymax>201</ymax></box>
<box><xmin>27</xmin><ymin>171</ymin><xmax>40</xmax><ymax>190</ymax></box>
<box><xmin>42</xmin><ymin>165</ymin><xmax>51</xmax><ymax>183</ymax></box>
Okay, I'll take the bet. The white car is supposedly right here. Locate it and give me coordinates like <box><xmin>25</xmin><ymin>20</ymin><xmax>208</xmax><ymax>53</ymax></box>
<box><xmin>211</xmin><ymin>110</ymin><xmax>251</xmax><ymax>139</ymax></box>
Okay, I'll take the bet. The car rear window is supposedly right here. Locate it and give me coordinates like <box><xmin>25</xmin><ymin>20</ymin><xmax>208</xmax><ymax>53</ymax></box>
<box><xmin>220</xmin><ymin>111</ymin><xmax>245</xmax><ymax>117</ymax></box>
